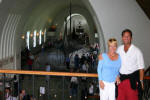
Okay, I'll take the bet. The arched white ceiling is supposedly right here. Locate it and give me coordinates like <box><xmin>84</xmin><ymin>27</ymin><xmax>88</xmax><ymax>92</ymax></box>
<box><xmin>0</xmin><ymin>0</ymin><xmax>105</xmax><ymax>61</ymax></box>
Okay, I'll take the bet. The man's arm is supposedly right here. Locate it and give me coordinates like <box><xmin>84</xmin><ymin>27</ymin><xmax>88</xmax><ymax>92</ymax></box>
<box><xmin>137</xmin><ymin>49</ymin><xmax>145</xmax><ymax>89</ymax></box>
<box><xmin>139</xmin><ymin>69</ymin><xmax>144</xmax><ymax>89</ymax></box>
<box><xmin>140</xmin><ymin>69</ymin><xmax>144</xmax><ymax>81</ymax></box>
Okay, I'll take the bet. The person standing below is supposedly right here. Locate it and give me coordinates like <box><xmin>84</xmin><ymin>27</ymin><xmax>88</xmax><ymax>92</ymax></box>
<box><xmin>27</xmin><ymin>57</ymin><xmax>33</xmax><ymax>70</ymax></box>
<box><xmin>19</xmin><ymin>89</ymin><xmax>26</xmax><ymax>100</ymax></box>
<box><xmin>46</xmin><ymin>63</ymin><xmax>51</xmax><ymax>72</ymax></box>
<box><xmin>117</xmin><ymin>29</ymin><xmax>145</xmax><ymax>100</ymax></box>
<box><xmin>46</xmin><ymin>63</ymin><xmax>51</xmax><ymax>82</ymax></box>
<box><xmin>70</xmin><ymin>76</ymin><xmax>78</xmax><ymax>96</ymax></box>
<box><xmin>65</xmin><ymin>56</ymin><xmax>70</xmax><ymax>69</ymax></box>
<box><xmin>88</xmin><ymin>82</ymin><xmax>94</xmax><ymax>96</ymax></box>
<box><xmin>41</xmin><ymin>44</ymin><xmax>44</xmax><ymax>55</ymax></box>
<box><xmin>74</xmin><ymin>54</ymin><xmax>79</xmax><ymax>70</ymax></box>
<box><xmin>97</xmin><ymin>38</ymin><xmax>121</xmax><ymax>100</ymax></box>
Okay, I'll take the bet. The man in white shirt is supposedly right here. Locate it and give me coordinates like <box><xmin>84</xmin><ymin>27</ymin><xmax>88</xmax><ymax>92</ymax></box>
<box><xmin>70</xmin><ymin>76</ymin><xmax>78</xmax><ymax>96</ymax></box>
<box><xmin>71</xmin><ymin>76</ymin><xmax>78</xmax><ymax>84</ymax></box>
<box><xmin>117</xmin><ymin>29</ymin><xmax>144</xmax><ymax>100</ymax></box>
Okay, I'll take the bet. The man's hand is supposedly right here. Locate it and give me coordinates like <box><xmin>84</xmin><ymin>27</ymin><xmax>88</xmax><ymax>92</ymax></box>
<box><xmin>140</xmin><ymin>80</ymin><xmax>144</xmax><ymax>90</ymax></box>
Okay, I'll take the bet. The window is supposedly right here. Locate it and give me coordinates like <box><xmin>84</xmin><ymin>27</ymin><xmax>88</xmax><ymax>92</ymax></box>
<box><xmin>26</xmin><ymin>31</ymin><xmax>30</xmax><ymax>49</ymax></box>
<box><xmin>33</xmin><ymin>30</ymin><xmax>36</xmax><ymax>47</ymax></box>
<box><xmin>39</xmin><ymin>30</ymin><xmax>42</xmax><ymax>45</ymax></box>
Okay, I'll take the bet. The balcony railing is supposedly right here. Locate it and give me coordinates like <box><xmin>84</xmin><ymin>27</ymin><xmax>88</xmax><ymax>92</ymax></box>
<box><xmin>0</xmin><ymin>69</ymin><xmax>149</xmax><ymax>100</ymax></box>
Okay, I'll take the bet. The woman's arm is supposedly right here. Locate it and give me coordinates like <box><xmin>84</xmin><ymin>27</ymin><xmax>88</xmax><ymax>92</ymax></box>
<box><xmin>97</xmin><ymin>54</ymin><xmax>105</xmax><ymax>89</ymax></box>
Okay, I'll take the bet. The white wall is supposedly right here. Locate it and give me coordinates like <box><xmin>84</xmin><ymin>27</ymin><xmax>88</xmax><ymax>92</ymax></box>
<box><xmin>89</xmin><ymin>0</ymin><xmax>150</xmax><ymax>68</ymax></box>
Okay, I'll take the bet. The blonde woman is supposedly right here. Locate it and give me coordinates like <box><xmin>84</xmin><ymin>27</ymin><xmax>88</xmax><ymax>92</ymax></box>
<box><xmin>97</xmin><ymin>38</ymin><xmax>121</xmax><ymax>100</ymax></box>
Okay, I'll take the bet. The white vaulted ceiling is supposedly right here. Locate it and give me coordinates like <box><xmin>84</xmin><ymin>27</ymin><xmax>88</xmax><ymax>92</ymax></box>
<box><xmin>0</xmin><ymin>0</ymin><xmax>105</xmax><ymax>60</ymax></box>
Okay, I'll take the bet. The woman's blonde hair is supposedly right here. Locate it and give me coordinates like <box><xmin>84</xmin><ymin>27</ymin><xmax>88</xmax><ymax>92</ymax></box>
<box><xmin>108</xmin><ymin>38</ymin><xmax>117</xmax><ymax>47</ymax></box>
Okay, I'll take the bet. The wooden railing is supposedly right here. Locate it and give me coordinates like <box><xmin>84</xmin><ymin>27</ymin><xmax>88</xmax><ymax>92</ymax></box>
<box><xmin>0</xmin><ymin>70</ymin><xmax>98</xmax><ymax>77</ymax></box>
<box><xmin>0</xmin><ymin>69</ymin><xmax>149</xmax><ymax>79</ymax></box>
<box><xmin>0</xmin><ymin>70</ymin><xmax>99</xmax><ymax>100</ymax></box>
<box><xmin>0</xmin><ymin>69</ymin><xmax>149</xmax><ymax>100</ymax></box>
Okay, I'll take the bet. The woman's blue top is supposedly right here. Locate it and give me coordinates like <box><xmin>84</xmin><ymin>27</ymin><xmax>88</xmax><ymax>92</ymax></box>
<box><xmin>97</xmin><ymin>53</ymin><xmax>121</xmax><ymax>82</ymax></box>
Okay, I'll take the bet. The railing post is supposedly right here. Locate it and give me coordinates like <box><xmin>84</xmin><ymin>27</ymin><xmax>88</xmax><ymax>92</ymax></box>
<box><xmin>47</xmin><ymin>75</ymin><xmax>50</xmax><ymax>100</ymax></box>
<box><xmin>3</xmin><ymin>73</ymin><xmax>5</xmax><ymax>100</ymax></box>
<box><xmin>77</xmin><ymin>80</ymin><xmax>79</xmax><ymax>100</ymax></box>
<box><xmin>32</xmin><ymin>75</ymin><xmax>35</xmax><ymax>99</ymax></box>
<box><xmin>62</xmin><ymin>76</ymin><xmax>65</xmax><ymax>100</ymax></box>
<box><xmin>18</xmin><ymin>74</ymin><xmax>20</xmax><ymax>100</ymax></box>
